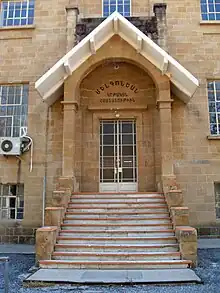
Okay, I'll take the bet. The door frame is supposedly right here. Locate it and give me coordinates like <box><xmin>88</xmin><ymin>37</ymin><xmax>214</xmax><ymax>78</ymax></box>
<box><xmin>99</xmin><ymin>118</ymin><xmax>138</xmax><ymax>193</ymax></box>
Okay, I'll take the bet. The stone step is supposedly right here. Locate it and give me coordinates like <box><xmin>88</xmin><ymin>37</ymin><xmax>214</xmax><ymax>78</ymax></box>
<box><xmin>59</xmin><ymin>229</ymin><xmax>175</xmax><ymax>237</ymax></box>
<box><xmin>59</xmin><ymin>229</ymin><xmax>174</xmax><ymax>238</ymax></box>
<box><xmin>71</xmin><ymin>194</ymin><xmax>165</xmax><ymax>199</ymax></box>
<box><xmin>61</xmin><ymin>223</ymin><xmax>173</xmax><ymax>230</ymax></box>
<box><xmin>26</xmin><ymin>268</ymin><xmax>201</xmax><ymax>284</ymax></box>
<box><xmin>57</xmin><ymin>236</ymin><xmax>177</xmax><ymax>245</ymax></box>
<box><xmin>63</xmin><ymin>217</ymin><xmax>171</xmax><ymax>225</ymax></box>
<box><xmin>68</xmin><ymin>204</ymin><xmax>167</xmax><ymax>210</ymax></box>
<box><xmin>55</xmin><ymin>243</ymin><xmax>179</xmax><ymax>252</ymax></box>
<box><xmin>40</xmin><ymin>259</ymin><xmax>192</xmax><ymax>269</ymax></box>
<box><xmin>72</xmin><ymin>192</ymin><xmax>162</xmax><ymax>195</ymax></box>
<box><xmin>66</xmin><ymin>207</ymin><xmax>169</xmax><ymax>213</ymax></box>
<box><xmin>65</xmin><ymin>212</ymin><xmax>169</xmax><ymax>218</ymax></box>
<box><xmin>70</xmin><ymin>198</ymin><xmax>166</xmax><ymax>204</ymax></box>
<box><xmin>52</xmin><ymin>251</ymin><xmax>181</xmax><ymax>261</ymax></box>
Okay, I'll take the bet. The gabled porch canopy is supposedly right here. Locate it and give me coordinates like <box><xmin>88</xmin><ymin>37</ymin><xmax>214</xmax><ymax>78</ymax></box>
<box><xmin>35</xmin><ymin>11</ymin><xmax>199</xmax><ymax>106</ymax></box>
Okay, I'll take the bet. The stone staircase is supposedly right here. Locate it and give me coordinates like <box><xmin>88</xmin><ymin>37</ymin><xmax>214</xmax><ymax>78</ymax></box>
<box><xmin>39</xmin><ymin>192</ymin><xmax>192</xmax><ymax>269</ymax></box>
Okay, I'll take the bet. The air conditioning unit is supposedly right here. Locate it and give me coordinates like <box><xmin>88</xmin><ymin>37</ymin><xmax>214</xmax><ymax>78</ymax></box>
<box><xmin>0</xmin><ymin>137</ymin><xmax>22</xmax><ymax>155</ymax></box>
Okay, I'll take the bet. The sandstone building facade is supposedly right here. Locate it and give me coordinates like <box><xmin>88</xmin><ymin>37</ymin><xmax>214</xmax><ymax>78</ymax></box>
<box><xmin>0</xmin><ymin>0</ymin><xmax>220</xmax><ymax>243</ymax></box>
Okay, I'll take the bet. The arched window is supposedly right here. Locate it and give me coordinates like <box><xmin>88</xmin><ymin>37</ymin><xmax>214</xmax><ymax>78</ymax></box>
<box><xmin>103</xmin><ymin>0</ymin><xmax>131</xmax><ymax>17</ymax></box>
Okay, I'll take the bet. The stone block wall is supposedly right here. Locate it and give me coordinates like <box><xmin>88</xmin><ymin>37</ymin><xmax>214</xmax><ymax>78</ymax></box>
<box><xmin>1</xmin><ymin>0</ymin><xmax>220</xmax><ymax>243</ymax></box>
<box><xmin>0</xmin><ymin>0</ymin><xmax>69</xmax><ymax>242</ymax></box>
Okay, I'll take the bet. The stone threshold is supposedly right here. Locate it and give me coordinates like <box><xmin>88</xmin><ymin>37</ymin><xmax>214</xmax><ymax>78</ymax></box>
<box><xmin>25</xmin><ymin>268</ymin><xmax>201</xmax><ymax>285</ymax></box>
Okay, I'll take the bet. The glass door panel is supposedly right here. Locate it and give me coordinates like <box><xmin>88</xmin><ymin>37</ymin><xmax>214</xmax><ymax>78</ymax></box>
<box><xmin>100</xmin><ymin>120</ymin><xmax>137</xmax><ymax>192</ymax></box>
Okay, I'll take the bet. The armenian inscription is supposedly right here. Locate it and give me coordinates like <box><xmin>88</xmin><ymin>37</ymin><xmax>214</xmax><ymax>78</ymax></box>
<box><xmin>95</xmin><ymin>80</ymin><xmax>138</xmax><ymax>104</ymax></box>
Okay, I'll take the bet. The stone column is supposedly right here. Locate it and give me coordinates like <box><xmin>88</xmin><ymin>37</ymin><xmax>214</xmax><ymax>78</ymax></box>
<box><xmin>157</xmin><ymin>94</ymin><xmax>176</xmax><ymax>193</ymax></box>
<box><xmin>153</xmin><ymin>3</ymin><xmax>168</xmax><ymax>51</ymax></box>
<box><xmin>61</xmin><ymin>101</ymin><xmax>78</xmax><ymax>179</ymax></box>
<box><xmin>66</xmin><ymin>5</ymin><xmax>79</xmax><ymax>52</ymax></box>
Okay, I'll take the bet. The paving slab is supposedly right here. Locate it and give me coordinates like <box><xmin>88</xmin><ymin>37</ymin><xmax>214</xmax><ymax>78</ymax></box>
<box><xmin>0</xmin><ymin>244</ymin><xmax>35</xmax><ymax>254</ymax></box>
<box><xmin>26</xmin><ymin>268</ymin><xmax>201</xmax><ymax>284</ymax></box>
<box><xmin>198</xmin><ymin>238</ymin><xmax>220</xmax><ymax>249</ymax></box>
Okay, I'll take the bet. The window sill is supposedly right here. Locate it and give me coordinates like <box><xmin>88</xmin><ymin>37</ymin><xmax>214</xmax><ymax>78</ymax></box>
<box><xmin>0</xmin><ymin>25</ymin><xmax>35</xmax><ymax>31</ymax></box>
<box><xmin>207</xmin><ymin>135</ymin><xmax>220</xmax><ymax>140</ymax></box>
<box><xmin>200</xmin><ymin>21</ymin><xmax>220</xmax><ymax>25</ymax></box>
<box><xmin>0</xmin><ymin>219</ymin><xmax>23</xmax><ymax>224</ymax></box>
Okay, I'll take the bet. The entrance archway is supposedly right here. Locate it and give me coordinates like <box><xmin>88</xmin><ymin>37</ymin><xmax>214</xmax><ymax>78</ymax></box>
<box><xmin>76</xmin><ymin>60</ymin><xmax>157</xmax><ymax>192</ymax></box>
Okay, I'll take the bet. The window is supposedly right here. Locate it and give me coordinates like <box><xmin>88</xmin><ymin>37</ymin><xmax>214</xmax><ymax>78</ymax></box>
<box><xmin>0</xmin><ymin>0</ymin><xmax>35</xmax><ymax>27</ymax></box>
<box><xmin>0</xmin><ymin>84</ymin><xmax>28</xmax><ymax>137</ymax></box>
<box><xmin>0</xmin><ymin>184</ymin><xmax>24</xmax><ymax>220</ymax></box>
<box><xmin>214</xmin><ymin>183</ymin><xmax>220</xmax><ymax>219</ymax></box>
<box><xmin>208</xmin><ymin>80</ymin><xmax>220</xmax><ymax>135</ymax></box>
<box><xmin>201</xmin><ymin>0</ymin><xmax>220</xmax><ymax>21</ymax></box>
<box><xmin>103</xmin><ymin>0</ymin><xmax>131</xmax><ymax>17</ymax></box>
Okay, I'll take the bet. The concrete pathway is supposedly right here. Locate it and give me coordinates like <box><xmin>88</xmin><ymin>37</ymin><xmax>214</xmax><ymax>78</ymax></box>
<box><xmin>0</xmin><ymin>244</ymin><xmax>35</xmax><ymax>254</ymax></box>
<box><xmin>198</xmin><ymin>238</ymin><xmax>220</xmax><ymax>249</ymax></box>
<box><xmin>25</xmin><ymin>268</ymin><xmax>201</xmax><ymax>284</ymax></box>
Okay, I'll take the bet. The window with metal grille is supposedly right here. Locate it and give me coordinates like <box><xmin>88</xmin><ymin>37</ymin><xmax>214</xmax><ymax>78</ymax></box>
<box><xmin>207</xmin><ymin>80</ymin><xmax>220</xmax><ymax>135</ymax></box>
<box><xmin>0</xmin><ymin>84</ymin><xmax>28</xmax><ymax>137</ymax></box>
<box><xmin>214</xmin><ymin>183</ymin><xmax>220</xmax><ymax>219</ymax></box>
<box><xmin>201</xmin><ymin>0</ymin><xmax>220</xmax><ymax>21</ymax></box>
<box><xmin>0</xmin><ymin>0</ymin><xmax>35</xmax><ymax>27</ymax></box>
<box><xmin>103</xmin><ymin>0</ymin><xmax>131</xmax><ymax>17</ymax></box>
<box><xmin>0</xmin><ymin>184</ymin><xmax>24</xmax><ymax>220</ymax></box>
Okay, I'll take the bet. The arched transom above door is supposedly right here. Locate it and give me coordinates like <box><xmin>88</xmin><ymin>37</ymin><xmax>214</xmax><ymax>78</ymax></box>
<box><xmin>80</xmin><ymin>61</ymin><xmax>156</xmax><ymax>110</ymax></box>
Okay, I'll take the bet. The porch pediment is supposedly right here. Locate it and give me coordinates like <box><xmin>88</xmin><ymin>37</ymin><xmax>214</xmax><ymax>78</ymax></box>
<box><xmin>35</xmin><ymin>11</ymin><xmax>199</xmax><ymax>106</ymax></box>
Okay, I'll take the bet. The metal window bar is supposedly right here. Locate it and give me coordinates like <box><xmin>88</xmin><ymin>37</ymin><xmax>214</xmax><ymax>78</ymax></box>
<box><xmin>0</xmin><ymin>257</ymin><xmax>9</xmax><ymax>293</ymax></box>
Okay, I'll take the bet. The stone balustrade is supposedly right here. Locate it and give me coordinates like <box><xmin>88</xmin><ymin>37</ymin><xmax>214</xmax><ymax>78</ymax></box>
<box><xmin>35</xmin><ymin>226</ymin><xmax>58</xmax><ymax>263</ymax></box>
<box><xmin>175</xmin><ymin>226</ymin><xmax>198</xmax><ymax>267</ymax></box>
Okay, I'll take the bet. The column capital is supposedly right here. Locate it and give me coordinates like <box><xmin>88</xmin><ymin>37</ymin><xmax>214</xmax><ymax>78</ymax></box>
<box><xmin>61</xmin><ymin>100</ymin><xmax>78</xmax><ymax>111</ymax></box>
<box><xmin>157</xmin><ymin>99</ymin><xmax>173</xmax><ymax>109</ymax></box>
